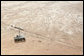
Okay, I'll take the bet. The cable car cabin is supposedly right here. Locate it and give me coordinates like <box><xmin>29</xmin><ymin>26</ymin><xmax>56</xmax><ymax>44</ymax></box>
<box><xmin>14</xmin><ymin>35</ymin><xmax>25</xmax><ymax>43</ymax></box>
<box><xmin>11</xmin><ymin>25</ymin><xmax>25</xmax><ymax>43</ymax></box>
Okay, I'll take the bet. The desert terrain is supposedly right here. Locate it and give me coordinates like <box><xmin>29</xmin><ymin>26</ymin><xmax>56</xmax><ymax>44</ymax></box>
<box><xmin>1</xmin><ymin>1</ymin><xmax>83</xmax><ymax>55</ymax></box>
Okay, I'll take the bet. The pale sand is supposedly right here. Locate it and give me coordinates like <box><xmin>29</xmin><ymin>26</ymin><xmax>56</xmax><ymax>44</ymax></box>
<box><xmin>1</xmin><ymin>1</ymin><xmax>83</xmax><ymax>55</ymax></box>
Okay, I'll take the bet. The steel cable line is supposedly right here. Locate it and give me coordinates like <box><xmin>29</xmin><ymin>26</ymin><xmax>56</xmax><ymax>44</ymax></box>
<box><xmin>1</xmin><ymin>22</ymin><xmax>82</xmax><ymax>51</ymax></box>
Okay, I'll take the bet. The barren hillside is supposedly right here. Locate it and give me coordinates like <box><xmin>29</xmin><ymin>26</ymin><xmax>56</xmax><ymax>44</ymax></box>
<box><xmin>1</xmin><ymin>1</ymin><xmax>83</xmax><ymax>55</ymax></box>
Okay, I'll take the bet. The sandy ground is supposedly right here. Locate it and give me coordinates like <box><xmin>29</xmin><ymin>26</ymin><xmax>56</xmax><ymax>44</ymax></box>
<box><xmin>1</xmin><ymin>1</ymin><xmax>83</xmax><ymax>55</ymax></box>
